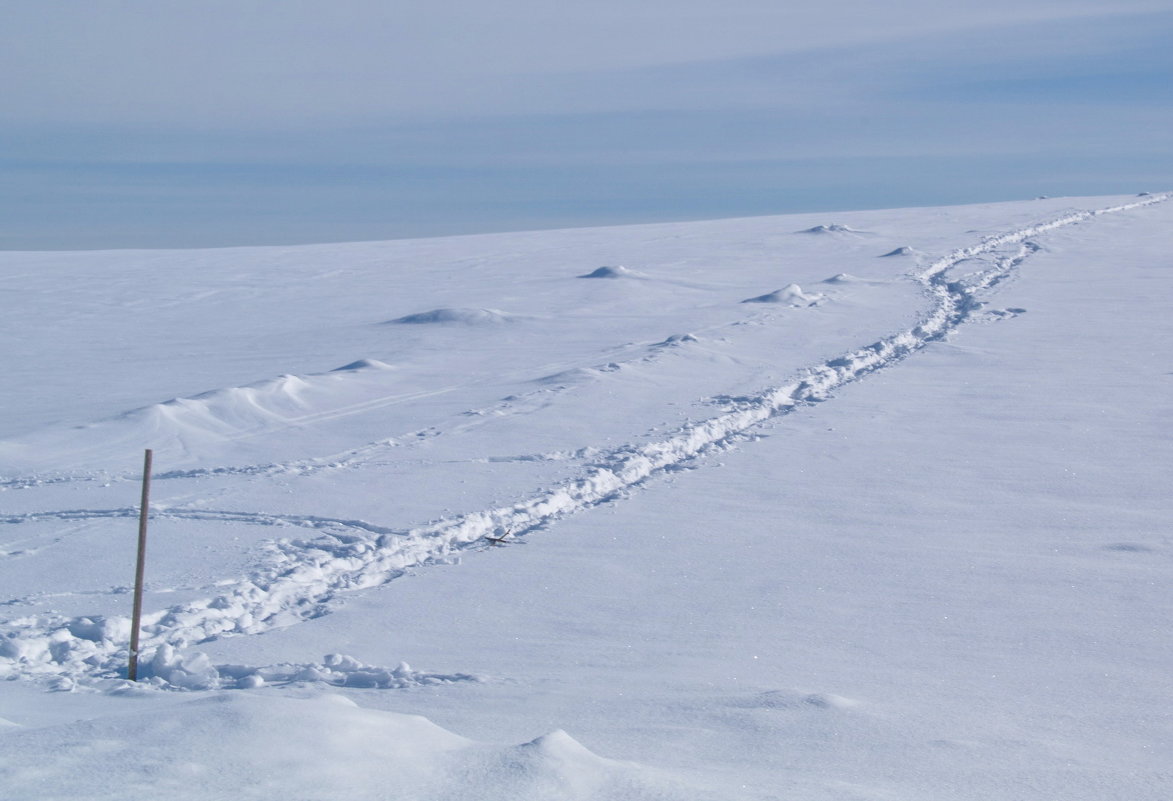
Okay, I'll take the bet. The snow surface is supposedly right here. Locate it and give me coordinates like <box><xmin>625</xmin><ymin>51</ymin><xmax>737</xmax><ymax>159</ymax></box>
<box><xmin>1</xmin><ymin>194</ymin><xmax>1171</xmax><ymax>799</ymax></box>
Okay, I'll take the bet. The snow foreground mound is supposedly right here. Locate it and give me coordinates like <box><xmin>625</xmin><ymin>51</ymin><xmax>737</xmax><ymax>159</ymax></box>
<box><xmin>0</xmin><ymin>693</ymin><xmax>708</xmax><ymax>801</ymax></box>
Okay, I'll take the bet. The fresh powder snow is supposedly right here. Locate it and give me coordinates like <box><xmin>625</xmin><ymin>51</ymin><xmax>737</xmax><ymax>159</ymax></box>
<box><xmin>1</xmin><ymin>194</ymin><xmax>1171</xmax><ymax>799</ymax></box>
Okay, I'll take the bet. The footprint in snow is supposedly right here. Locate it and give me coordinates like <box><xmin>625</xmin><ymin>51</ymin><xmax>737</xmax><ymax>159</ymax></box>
<box><xmin>981</xmin><ymin>307</ymin><xmax>1027</xmax><ymax>323</ymax></box>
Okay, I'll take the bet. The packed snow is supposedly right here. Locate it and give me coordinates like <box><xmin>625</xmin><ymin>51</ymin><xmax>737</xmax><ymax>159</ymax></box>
<box><xmin>1</xmin><ymin>194</ymin><xmax>1171</xmax><ymax>799</ymax></box>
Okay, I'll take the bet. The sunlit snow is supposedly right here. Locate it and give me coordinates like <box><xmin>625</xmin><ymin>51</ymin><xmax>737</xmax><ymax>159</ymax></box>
<box><xmin>1</xmin><ymin>194</ymin><xmax>1171</xmax><ymax>799</ymax></box>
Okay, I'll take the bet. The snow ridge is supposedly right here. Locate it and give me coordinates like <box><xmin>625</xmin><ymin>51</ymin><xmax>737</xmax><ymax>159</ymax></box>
<box><xmin>1</xmin><ymin>194</ymin><xmax>1167</xmax><ymax>689</ymax></box>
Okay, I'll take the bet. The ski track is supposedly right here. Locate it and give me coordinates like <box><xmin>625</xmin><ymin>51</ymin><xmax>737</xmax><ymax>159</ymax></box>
<box><xmin>0</xmin><ymin>195</ymin><xmax>1167</xmax><ymax>690</ymax></box>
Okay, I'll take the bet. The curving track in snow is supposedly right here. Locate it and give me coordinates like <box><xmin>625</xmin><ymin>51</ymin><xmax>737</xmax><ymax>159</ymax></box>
<box><xmin>0</xmin><ymin>194</ymin><xmax>1168</xmax><ymax>689</ymax></box>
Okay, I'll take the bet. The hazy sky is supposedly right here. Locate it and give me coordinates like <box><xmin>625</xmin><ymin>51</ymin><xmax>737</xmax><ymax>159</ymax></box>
<box><xmin>3</xmin><ymin>1</ymin><xmax>1172</xmax><ymax>248</ymax></box>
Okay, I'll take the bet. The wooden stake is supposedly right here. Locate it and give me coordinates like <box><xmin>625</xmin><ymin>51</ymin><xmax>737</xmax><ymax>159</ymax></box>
<box><xmin>128</xmin><ymin>449</ymin><xmax>152</xmax><ymax>681</ymax></box>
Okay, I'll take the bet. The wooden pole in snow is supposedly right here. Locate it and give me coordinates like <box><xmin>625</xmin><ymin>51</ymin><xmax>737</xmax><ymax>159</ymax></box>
<box><xmin>128</xmin><ymin>449</ymin><xmax>152</xmax><ymax>681</ymax></box>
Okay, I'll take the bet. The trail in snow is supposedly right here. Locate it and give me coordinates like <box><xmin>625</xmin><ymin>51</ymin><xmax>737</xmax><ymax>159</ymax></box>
<box><xmin>0</xmin><ymin>194</ymin><xmax>1167</xmax><ymax>690</ymax></box>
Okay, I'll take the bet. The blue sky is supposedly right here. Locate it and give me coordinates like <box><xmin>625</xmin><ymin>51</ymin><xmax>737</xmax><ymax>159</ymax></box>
<box><xmin>2</xmin><ymin>1</ymin><xmax>1171</xmax><ymax>249</ymax></box>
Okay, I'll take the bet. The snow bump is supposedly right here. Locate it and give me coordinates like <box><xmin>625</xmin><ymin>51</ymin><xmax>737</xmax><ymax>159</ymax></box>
<box><xmin>331</xmin><ymin>358</ymin><xmax>394</xmax><ymax>372</ymax></box>
<box><xmin>578</xmin><ymin>265</ymin><xmax>640</xmax><ymax>279</ymax></box>
<box><xmin>741</xmin><ymin>284</ymin><xmax>824</xmax><ymax>306</ymax></box>
<box><xmin>798</xmin><ymin>223</ymin><xmax>872</xmax><ymax>235</ymax></box>
<box><xmin>880</xmin><ymin>246</ymin><xmax>922</xmax><ymax>257</ymax></box>
<box><xmin>389</xmin><ymin>308</ymin><xmax>518</xmax><ymax>325</ymax></box>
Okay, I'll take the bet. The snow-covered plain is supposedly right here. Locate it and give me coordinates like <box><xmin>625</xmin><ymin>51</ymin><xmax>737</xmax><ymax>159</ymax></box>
<box><xmin>1</xmin><ymin>194</ymin><xmax>1171</xmax><ymax>799</ymax></box>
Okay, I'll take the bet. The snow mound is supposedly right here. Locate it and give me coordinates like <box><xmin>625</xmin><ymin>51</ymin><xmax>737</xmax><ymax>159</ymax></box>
<box><xmin>536</xmin><ymin>363</ymin><xmax>622</xmax><ymax>385</ymax></box>
<box><xmin>0</xmin><ymin>693</ymin><xmax>703</xmax><ymax>800</ymax></box>
<box><xmin>331</xmin><ymin>358</ymin><xmax>394</xmax><ymax>372</ymax></box>
<box><xmin>521</xmin><ymin>728</ymin><xmax>598</xmax><ymax>759</ymax></box>
<box><xmin>0</xmin><ymin>358</ymin><xmax>411</xmax><ymax>471</ymax></box>
<box><xmin>390</xmin><ymin>308</ymin><xmax>517</xmax><ymax>325</ymax></box>
<box><xmin>797</xmin><ymin>223</ymin><xmax>870</xmax><ymax>234</ymax></box>
<box><xmin>127</xmin><ymin>374</ymin><xmax>313</xmax><ymax>439</ymax></box>
<box><xmin>474</xmin><ymin>727</ymin><xmax>700</xmax><ymax>800</ymax></box>
<box><xmin>821</xmin><ymin>273</ymin><xmax>861</xmax><ymax>283</ymax></box>
<box><xmin>880</xmin><ymin>246</ymin><xmax>920</xmax><ymax>257</ymax></box>
<box><xmin>578</xmin><ymin>265</ymin><xmax>639</xmax><ymax>279</ymax></box>
<box><xmin>741</xmin><ymin>283</ymin><xmax>824</xmax><ymax>306</ymax></box>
